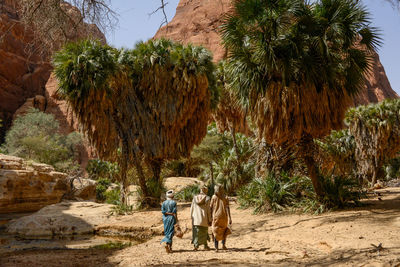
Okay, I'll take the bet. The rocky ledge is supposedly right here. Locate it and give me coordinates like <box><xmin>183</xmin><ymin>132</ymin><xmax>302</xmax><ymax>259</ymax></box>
<box><xmin>0</xmin><ymin>154</ymin><xmax>96</xmax><ymax>213</ymax></box>
<box><xmin>0</xmin><ymin>154</ymin><xmax>70</xmax><ymax>213</ymax></box>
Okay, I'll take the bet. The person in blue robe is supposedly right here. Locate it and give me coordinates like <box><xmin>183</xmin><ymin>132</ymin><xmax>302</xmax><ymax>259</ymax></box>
<box><xmin>161</xmin><ymin>190</ymin><xmax>177</xmax><ymax>253</ymax></box>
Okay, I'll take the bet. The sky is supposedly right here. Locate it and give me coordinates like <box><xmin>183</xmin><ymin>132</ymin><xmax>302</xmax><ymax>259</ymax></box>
<box><xmin>106</xmin><ymin>0</ymin><xmax>400</xmax><ymax>95</ymax></box>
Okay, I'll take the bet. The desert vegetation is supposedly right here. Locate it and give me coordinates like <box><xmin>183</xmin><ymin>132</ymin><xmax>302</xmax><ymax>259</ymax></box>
<box><xmin>1</xmin><ymin>0</ymin><xmax>399</xmax><ymax>214</ymax></box>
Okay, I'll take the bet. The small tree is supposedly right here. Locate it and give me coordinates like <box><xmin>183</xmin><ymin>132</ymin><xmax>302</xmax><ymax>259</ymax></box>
<box><xmin>2</xmin><ymin>108</ymin><xmax>82</xmax><ymax>174</ymax></box>
<box><xmin>346</xmin><ymin>99</ymin><xmax>400</xmax><ymax>185</ymax></box>
<box><xmin>54</xmin><ymin>39</ymin><xmax>218</xmax><ymax>205</ymax></box>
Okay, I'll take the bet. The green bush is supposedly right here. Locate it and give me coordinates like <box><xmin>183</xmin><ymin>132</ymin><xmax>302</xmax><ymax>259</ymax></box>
<box><xmin>175</xmin><ymin>184</ymin><xmax>200</xmax><ymax>202</ymax></box>
<box><xmin>105</xmin><ymin>187</ymin><xmax>120</xmax><ymax>205</ymax></box>
<box><xmin>87</xmin><ymin>159</ymin><xmax>119</xmax><ymax>181</ymax></box>
<box><xmin>319</xmin><ymin>173</ymin><xmax>365</xmax><ymax>209</ymax></box>
<box><xmin>137</xmin><ymin>177</ymin><xmax>165</xmax><ymax>208</ymax></box>
<box><xmin>96</xmin><ymin>178</ymin><xmax>112</xmax><ymax>201</ymax></box>
<box><xmin>238</xmin><ymin>171</ymin><xmax>364</xmax><ymax>214</ymax></box>
<box><xmin>238</xmin><ymin>172</ymin><xmax>298</xmax><ymax>213</ymax></box>
<box><xmin>1</xmin><ymin>109</ymin><xmax>82</xmax><ymax>174</ymax></box>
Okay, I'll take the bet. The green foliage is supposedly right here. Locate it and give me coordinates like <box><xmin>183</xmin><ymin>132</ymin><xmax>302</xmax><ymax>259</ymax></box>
<box><xmin>92</xmin><ymin>241</ymin><xmax>132</xmax><ymax>250</ymax></box>
<box><xmin>318</xmin><ymin>173</ymin><xmax>365</xmax><ymax>209</ymax></box>
<box><xmin>2</xmin><ymin>108</ymin><xmax>82</xmax><ymax>174</ymax></box>
<box><xmin>87</xmin><ymin>159</ymin><xmax>119</xmax><ymax>182</ymax></box>
<box><xmin>316</xmin><ymin>129</ymin><xmax>356</xmax><ymax>176</ymax></box>
<box><xmin>215</xmin><ymin>132</ymin><xmax>255</xmax><ymax>194</ymax></box>
<box><xmin>96</xmin><ymin>178</ymin><xmax>112</xmax><ymax>201</ymax></box>
<box><xmin>105</xmin><ymin>187</ymin><xmax>121</xmax><ymax>205</ymax></box>
<box><xmin>346</xmin><ymin>99</ymin><xmax>400</xmax><ymax>184</ymax></box>
<box><xmin>238</xmin><ymin>172</ymin><xmax>299</xmax><ymax>213</ymax></box>
<box><xmin>238</xmin><ymin>171</ymin><xmax>365</xmax><ymax>214</ymax></box>
<box><xmin>175</xmin><ymin>184</ymin><xmax>200</xmax><ymax>202</ymax></box>
<box><xmin>222</xmin><ymin>0</ymin><xmax>380</xmax><ymax>109</ymax></box>
<box><xmin>384</xmin><ymin>157</ymin><xmax>400</xmax><ymax>180</ymax></box>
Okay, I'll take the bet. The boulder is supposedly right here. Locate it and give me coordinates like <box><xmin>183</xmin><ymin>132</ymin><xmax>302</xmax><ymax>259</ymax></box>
<box><xmin>0</xmin><ymin>154</ymin><xmax>71</xmax><ymax>213</ymax></box>
<box><xmin>6</xmin><ymin>201</ymin><xmax>113</xmax><ymax>237</ymax></box>
<box><xmin>164</xmin><ymin>177</ymin><xmax>202</xmax><ymax>192</ymax></box>
<box><xmin>72</xmin><ymin>178</ymin><xmax>97</xmax><ymax>201</ymax></box>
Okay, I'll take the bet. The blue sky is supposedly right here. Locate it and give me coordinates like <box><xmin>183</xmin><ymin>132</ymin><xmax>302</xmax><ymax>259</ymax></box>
<box><xmin>107</xmin><ymin>0</ymin><xmax>400</xmax><ymax>94</ymax></box>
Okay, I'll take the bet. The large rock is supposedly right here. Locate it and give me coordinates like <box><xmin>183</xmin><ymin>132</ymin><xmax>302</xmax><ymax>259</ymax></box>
<box><xmin>164</xmin><ymin>176</ymin><xmax>202</xmax><ymax>192</ymax></box>
<box><xmin>155</xmin><ymin>0</ymin><xmax>398</xmax><ymax>105</ymax></box>
<box><xmin>0</xmin><ymin>154</ymin><xmax>70</xmax><ymax>213</ymax></box>
<box><xmin>6</xmin><ymin>201</ymin><xmax>113</xmax><ymax>237</ymax></box>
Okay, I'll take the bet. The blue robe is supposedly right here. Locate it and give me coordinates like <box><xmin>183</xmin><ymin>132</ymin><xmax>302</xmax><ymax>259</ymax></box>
<box><xmin>161</xmin><ymin>199</ymin><xmax>177</xmax><ymax>244</ymax></box>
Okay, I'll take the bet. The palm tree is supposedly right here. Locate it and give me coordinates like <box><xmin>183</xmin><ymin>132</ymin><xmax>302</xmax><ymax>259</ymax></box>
<box><xmin>221</xmin><ymin>0</ymin><xmax>380</xmax><ymax>197</ymax></box>
<box><xmin>213</xmin><ymin>61</ymin><xmax>251</xmax><ymax>137</ymax></box>
<box><xmin>346</xmin><ymin>99</ymin><xmax>400</xmax><ymax>186</ymax></box>
<box><xmin>53</xmin><ymin>39</ymin><xmax>217</xmax><ymax>205</ymax></box>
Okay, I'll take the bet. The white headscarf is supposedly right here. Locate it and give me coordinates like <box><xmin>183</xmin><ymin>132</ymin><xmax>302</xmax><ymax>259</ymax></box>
<box><xmin>166</xmin><ymin>190</ymin><xmax>174</xmax><ymax>199</ymax></box>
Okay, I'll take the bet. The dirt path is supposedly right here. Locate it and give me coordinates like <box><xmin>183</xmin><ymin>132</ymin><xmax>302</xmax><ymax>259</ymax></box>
<box><xmin>2</xmin><ymin>188</ymin><xmax>400</xmax><ymax>266</ymax></box>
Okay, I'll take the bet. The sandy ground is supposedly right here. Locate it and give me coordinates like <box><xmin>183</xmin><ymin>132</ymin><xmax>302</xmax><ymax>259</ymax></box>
<box><xmin>1</xmin><ymin>188</ymin><xmax>400</xmax><ymax>266</ymax></box>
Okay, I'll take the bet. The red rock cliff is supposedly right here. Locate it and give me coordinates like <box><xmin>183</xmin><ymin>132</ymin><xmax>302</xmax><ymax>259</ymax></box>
<box><xmin>0</xmin><ymin>1</ymin><xmax>104</xmax><ymax>165</ymax></box>
<box><xmin>155</xmin><ymin>0</ymin><xmax>398</xmax><ymax>105</ymax></box>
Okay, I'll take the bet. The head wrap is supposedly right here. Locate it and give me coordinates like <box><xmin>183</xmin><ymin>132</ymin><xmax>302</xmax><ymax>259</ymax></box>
<box><xmin>166</xmin><ymin>190</ymin><xmax>174</xmax><ymax>199</ymax></box>
<box><xmin>201</xmin><ymin>186</ymin><xmax>208</xmax><ymax>194</ymax></box>
<box><xmin>214</xmin><ymin>184</ymin><xmax>224</xmax><ymax>197</ymax></box>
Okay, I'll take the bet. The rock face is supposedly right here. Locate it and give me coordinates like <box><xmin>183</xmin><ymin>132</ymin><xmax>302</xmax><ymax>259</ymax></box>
<box><xmin>155</xmin><ymin>0</ymin><xmax>398</xmax><ymax>105</ymax></box>
<box><xmin>0</xmin><ymin>1</ymin><xmax>104</xmax><ymax>163</ymax></box>
<box><xmin>0</xmin><ymin>1</ymin><xmax>51</xmax><ymax>138</ymax></box>
<box><xmin>0</xmin><ymin>154</ymin><xmax>98</xmax><ymax>213</ymax></box>
<box><xmin>0</xmin><ymin>154</ymin><xmax>70</xmax><ymax>213</ymax></box>
<box><xmin>164</xmin><ymin>176</ymin><xmax>202</xmax><ymax>193</ymax></box>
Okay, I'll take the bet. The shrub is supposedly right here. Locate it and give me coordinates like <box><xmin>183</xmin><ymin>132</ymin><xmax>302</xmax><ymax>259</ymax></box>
<box><xmin>96</xmin><ymin>178</ymin><xmax>112</xmax><ymax>201</ymax></box>
<box><xmin>105</xmin><ymin>187</ymin><xmax>120</xmax><ymax>205</ymax></box>
<box><xmin>87</xmin><ymin>159</ymin><xmax>119</xmax><ymax>181</ymax></box>
<box><xmin>175</xmin><ymin>184</ymin><xmax>200</xmax><ymax>202</ymax></box>
<box><xmin>238</xmin><ymin>171</ymin><xmax>364</xmax><ymax>214</ymax></box>
<box><xmin>238</xmin><ymin>172</ymin><xmax>298</xmax><ymax>213</ymax></box>
<box><xmin>318</xmin><ymin>173</ymin><xmax>365</xmax><ymax>209</ymax></box>
<box><xmin>2</xmin><ymin>108</ymin><xmax>82</xmax><ymax>174</ymax></box>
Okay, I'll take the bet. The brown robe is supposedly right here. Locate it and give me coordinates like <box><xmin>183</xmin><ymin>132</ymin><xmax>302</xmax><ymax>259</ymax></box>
<box><xmin>210</xmin><ymin>193</ymin><xmax>229</xmax><ymax>241</ymax></box>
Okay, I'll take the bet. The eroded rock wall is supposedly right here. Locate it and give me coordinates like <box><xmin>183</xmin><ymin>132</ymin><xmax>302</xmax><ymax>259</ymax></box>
<box><xmin>0</xmin><ymin>154</ymin><xmax>70</xmax><ymax>213</ymax></box>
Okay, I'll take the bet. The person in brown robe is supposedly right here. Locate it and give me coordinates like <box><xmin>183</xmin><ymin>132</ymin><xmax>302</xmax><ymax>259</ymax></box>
<box><xmin>210</xmin><ymin>184</ymin><xmax>232</xmax><ymax>250</ymax></box>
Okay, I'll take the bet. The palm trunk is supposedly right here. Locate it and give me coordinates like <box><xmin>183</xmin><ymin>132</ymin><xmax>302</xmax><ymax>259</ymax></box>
<box><xmin>230</xmin><ymin>124</ymin><xmax>243</xmax><ymax>190</ymax></box>
<box><xmin>132</xmin><ymin>153</ymin><xmax>149</xmax><ymax>197</ymax></box>
<box><xmin>118</xmin><ymin>150</ymin><xmax>129</xmax><ymax>205</ymax></box>
<box><xmin>304</xmin><ymin>155</ymin><xmax>324</xmax><ymax>198</ymax></box>
<box><xmin>150</xmin><ymin>159</ymin><xmax>163</xmax><ymax>183</ymax></box>
<box><xmin>209</xmin><ymin>162</ymin><xmax>214</xmax><ymax>185</ymax></box>
<box><xmin>300</xmin><ymin>135</ymin><xmax>324</xmax><ymax>199</ymax></box>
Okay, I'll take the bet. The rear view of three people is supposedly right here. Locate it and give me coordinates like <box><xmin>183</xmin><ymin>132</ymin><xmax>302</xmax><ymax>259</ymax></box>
<box><xmin>161</xmin><ymin>184</ymin><xmax>232</xmax><ymax>253</ymax></box>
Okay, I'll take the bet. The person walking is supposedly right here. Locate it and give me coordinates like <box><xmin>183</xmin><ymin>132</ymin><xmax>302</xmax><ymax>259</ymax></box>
<box><xmin>161</xmin><ymin>190</ymin><xmax>177</xmax><ymax>253</ymax></box>
<box><xmin>210</xmin><ymin>184</ymin><xmax>232</xmax><ymax>251</ymax></box>
<box><xmin>190</xmin><ymin>186</ymin><xmax>211</xmax><ymax>251</ymax></box>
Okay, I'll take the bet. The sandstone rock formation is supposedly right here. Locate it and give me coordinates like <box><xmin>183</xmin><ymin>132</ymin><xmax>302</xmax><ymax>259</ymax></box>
<box><xmin>6</xmin><ymin>201</ymin><xmax>113</xmax><ymax>237</ymax></box>
<box><xmin>0</xmin><ymin>1</ymin><xmax>104</xmax><ymax>164</ymax></box>
<box><xmin>155</xmin><ymin>0</ymin><xmax>398</xmax><ymax>105</ymax></box>
<box><xmin>164</xmin><ymin>176</ymin><xmax>202</xmax><ymax>193</ymax></box>
<box><xmin>0</xmin><ymin>1</ymin><xmax>51</xmax><ymax>138</ymax></box>
<box><xmin>0</xmin><ymin>154</ymin><xmax>97</xmax><ymax>213</ymax></box>
<box><xmin>0</xmin><ymin>154</ymin><xmax>70</xmax><ymax>213</ymax></box>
